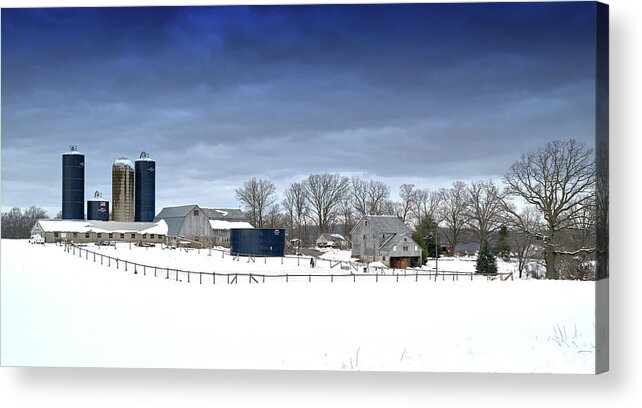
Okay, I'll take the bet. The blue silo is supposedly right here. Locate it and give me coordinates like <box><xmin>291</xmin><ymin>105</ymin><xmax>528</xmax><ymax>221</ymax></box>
<box><xmin>87</xmin><ymin>191</ymin><xmax>109</xmax><ymax>221</ymax></box>
<box><xmin>62</xmin><ymin>145</ymin><xmax>85</xmax><ymax>220</ymax></box>
<box><xmin>135</xmin><ymin>151</ymin><xmax>156</xmax><ymax>222</ymax></box>
<box><xmin>230</xmin><ymin>228</ymin><xmax>286</xmax><ymax>257</ymax></box>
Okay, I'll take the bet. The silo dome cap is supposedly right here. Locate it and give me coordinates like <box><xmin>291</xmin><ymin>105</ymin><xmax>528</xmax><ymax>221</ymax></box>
<box><xmin>64</xmin><ymin>145</ymin><xmax>83</xmax><ymax>155</ymax></box>
<box><xmin>113</xmin><ymin>158</ymin><xmax>134</xmax><ymax>168</ymax></box>
<box><xmin>136</xmin><ymin>151</ymin><xmax>154</xmax><ymax>161</ymax></box>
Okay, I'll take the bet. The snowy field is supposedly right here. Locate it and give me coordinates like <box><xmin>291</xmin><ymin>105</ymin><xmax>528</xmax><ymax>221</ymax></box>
<box><xmin>1</xmin><ymin>239</ymin><xmax>598</xmax><ymax>373</ymax></box>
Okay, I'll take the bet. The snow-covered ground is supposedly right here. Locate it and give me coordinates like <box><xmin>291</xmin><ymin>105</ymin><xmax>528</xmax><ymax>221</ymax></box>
<box><xmin>1</xmin><ymin>239</ymin><xmax>599</xmax><ymax>373</ymax></box>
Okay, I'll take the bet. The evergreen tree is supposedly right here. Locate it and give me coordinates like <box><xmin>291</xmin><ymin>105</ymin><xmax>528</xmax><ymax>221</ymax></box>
<box><xmin>412</xmin><ymin>215</ymin><xmax>439</xmax><ymax>265</ymax></box>
<box><xmin>495</xmin><ymin>224</ymin><xmax>511</xmax><ymax>261</ymax></box>
<box><xmin>476</xmin><ymin>244</ymin><xmax>498</xmax><ymax>274</ymax></box>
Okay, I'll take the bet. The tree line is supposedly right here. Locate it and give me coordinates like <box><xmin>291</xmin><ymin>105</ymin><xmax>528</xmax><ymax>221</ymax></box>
<box><xmin>1</xmin><ymin>207</ymin><xmax>49</xmax><ymax>239</ymax></box>
<box><xmin>235</xmin><ymin>139</ymin><xmax>600</xmax><ymax>280</ymax></box>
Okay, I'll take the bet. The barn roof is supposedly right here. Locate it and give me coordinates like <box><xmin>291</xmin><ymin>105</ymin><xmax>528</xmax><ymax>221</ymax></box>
<box><xmin>201</xmin><ymin>207</ymin><xmax>247</xmax><ymax>221</ymax></box>
<box><xmin>350</xmin><ymin>215</ymin><xmax>411</xmax><ymax>235</ymax></box>
<box><xmin>32</xmin><ymin>219</ymin><xmax>168</xmax><ymax>235</ymax></box>
<box><xmin>154</xmin><ymin>204</ymin><xmax>198</xmax><ymax>219</ymax></box>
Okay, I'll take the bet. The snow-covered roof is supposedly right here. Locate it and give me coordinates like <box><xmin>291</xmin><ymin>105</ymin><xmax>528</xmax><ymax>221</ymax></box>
<box><xmin>113</xmin><ymin>158</ymin><xmax>134</xmax><ymax>168</ymax></box>
<box><xmin>209</xmin><ymin>220</ymin><xmax>254</xmax><ymax>230</ymax></box>
<box><xmin>34</xmin><ymin>220</ymin><xmax>92</xmax><ymax>233</ymax></box>
<box><xmin>33</xmin><ymin>219</ymin><xmax>168</xmax><ymax>235</ymax></box>
<box><xmin>317</xmin><ymin>233</ymin><xmax>347</xmax><ymax>242</ymax></box>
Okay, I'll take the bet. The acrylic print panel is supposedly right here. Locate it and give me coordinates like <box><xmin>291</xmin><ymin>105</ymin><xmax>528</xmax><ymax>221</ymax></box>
<box><xmin>0</xmin><ymin>2</ymin><xmax>608</xmax><ymax>374</ymax></box>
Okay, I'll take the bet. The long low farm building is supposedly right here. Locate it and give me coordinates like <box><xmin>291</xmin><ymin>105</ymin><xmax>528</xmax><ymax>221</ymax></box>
<box><xmin>31</xmin><ymin>219</ymin><xmax>168</xmax><ymax>244</ymax></box>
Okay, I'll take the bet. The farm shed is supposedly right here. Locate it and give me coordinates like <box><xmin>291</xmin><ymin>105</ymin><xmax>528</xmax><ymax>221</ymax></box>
<box><xmin>31</xmin><ymin>219</ymin><xmax>168</xmax><ymax>244</ymax></box>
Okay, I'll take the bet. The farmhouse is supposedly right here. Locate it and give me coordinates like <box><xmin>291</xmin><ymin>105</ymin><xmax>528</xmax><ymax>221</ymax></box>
<box><xmin>350</xmin><ymin>215</ymin><xmax>422</xmax><ymax>268</ymax></box>
<box><xmin>30</xmin><ymin>219</ymin><xmax>168</xmax><ymax>244</ymax></box>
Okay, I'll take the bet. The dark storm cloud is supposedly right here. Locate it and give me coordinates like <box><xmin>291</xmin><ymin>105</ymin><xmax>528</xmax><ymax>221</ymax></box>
<box><xmin>1</xmin><ymin>3</ymin><xmax>598</xmax><ymax>214</ymax></box>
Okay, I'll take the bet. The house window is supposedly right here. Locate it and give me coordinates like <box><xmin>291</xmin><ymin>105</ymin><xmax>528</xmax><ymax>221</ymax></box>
<box><xmin>142</xmin><ymin>234</ymin><xmax>147</xmax><ymax>239</ymax></box>
<box><xmin>415</xmin><ymin>245</ymin><xmax>418</xmax><ymax>251</ymax></box>
<box><xmin>54</xmin><ymin>232</ymin><xmax>59</xmax><ymax>238</ymax></box>
<box><xmin>393</xmin><ymin>245</ymin><xmax>397</xmax><ymax>252</ymax></box>
<box><xmin>85</xmin><ymin>233</ymin><xmax>90</xmax><ymax>238</ymax></box>
<box><xmin>194</xmin><ymin>209</ymin><xmax>199</xmax><ymax>216</ymax></box>
<box><xmin>109</xmin><ymin>233</ymin><xmax>113</xmax><ymax>239</ymax></box>
<box><xmin>120</xmin><ymin>233</ymin><xmax>125</xmax><ymax>239</ymax></box>
<box><xmin>150</xmin><ymin>234</ymin><xmax>155</xmax><ymax>239</ymax></box>
<box><xmin>97</xmin><ymin>233</ymin><xmax>102</xmax><ymax>238</ymax></box>
<box><xmin>365</xmin><ymin>220</ymin><xmax>368</xmax><ymax>226</ymax></box>
<box><xmin>131</xmin><ymin>233</ymin><xmax>136</xmax><ymax>239</ymax></box>
<box><xmin>363</xmin><ymin>234</ymin><xmax>366</xmax><ymax>240</ymax></box>
<box><xmin>403</xmin><ymin>246</ymin><xmax>409</xmax><ymax>251</ymax></box>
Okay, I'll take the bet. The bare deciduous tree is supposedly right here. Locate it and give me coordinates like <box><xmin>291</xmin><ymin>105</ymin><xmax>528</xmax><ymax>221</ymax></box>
<box><xmin>411</xmin><ymin>188</ymin><xmax>441</xmax><ymax>227</ymax></box>
<box><xmin>439</xmin><ymin>181</ymin><xmax>470</xmax><ymax>254</ymax></box>
<box><xmin>465</xmin><ymin>180</ymin><xmax>504</xmax><ymax>247</ymax></box>
<box><xmin>235</xmin><ymin>178</ymin><xmax>277</xmax><ymax>228</ymax></box>
<box><xmin>398</xmin><ymin>184</ymin><xmax>415</xmax><ymax>223</ymax></box>
<box><xmin>282</xmin><ymin>182</ymin><xmax>310</xmax><ymax>244</ymax></box>
<box><xmin>303</xmin><ymin>173</ymin><xmax>349</xmax><ymax>233</ymax></box>
<box><xmin>350</xmin><ymin>177</ymin><xmax>391</xmax><ymax>217</ymax></box>
<box><xmin>502</xmin><ymin>205</ymin><xmax>542</xmax><ymax>279</ymax></box>
<box><xmin>503</xmin><ymin>139</ymin><xmax>595</xmax><ymax>279</ymax></box>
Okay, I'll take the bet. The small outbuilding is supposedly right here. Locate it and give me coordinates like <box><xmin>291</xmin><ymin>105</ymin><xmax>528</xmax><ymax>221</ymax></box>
<box><xmin>316</xmin><ymin>233</ymin><xmax>349</xmax><ymax>249</ymax></box>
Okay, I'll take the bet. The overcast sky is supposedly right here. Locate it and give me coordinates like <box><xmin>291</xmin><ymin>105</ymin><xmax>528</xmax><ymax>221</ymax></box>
<box><xmin>1</xmin><ymin>3</ymin><xmax>597</xmax><ymax>217</ymax></box>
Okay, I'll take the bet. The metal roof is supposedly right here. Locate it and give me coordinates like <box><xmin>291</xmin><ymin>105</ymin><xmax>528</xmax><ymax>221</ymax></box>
<box><xmin>33</xmin><ymin>219</ymin><xmax>168</xmax><ymax>235</ymax></box>
<box><xmin>201</xmin><ymin>207</ymin><xmax>247</xmax><ymax>221</ymax></box>
<box><xmin>350</xmin><ymin>215</ymin><xmax>411</xmax><ymax>235</ymax></box>
<box><xmin>154</xmin><ymin>205</ymin><xmax>198</xmax><ymax>219</ymax></box>
<box><xmin>379</xmin><ymin>232</ymin><xmax>418</xmax><ymax>251</ymax></box>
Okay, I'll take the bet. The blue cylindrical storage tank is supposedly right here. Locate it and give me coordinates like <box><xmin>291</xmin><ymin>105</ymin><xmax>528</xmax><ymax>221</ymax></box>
<box><xmin>62</xmin><ymin>145</ymin><xmax>85</xmax><ymax>220</ymax></box>
<box><xmin>230</xmin><ymin>228</ymin><xmax>285</xmax><ymax>257</ymax></box>
<box><xmin>135</xmin><ymin>151</ymin><xmax>156</xmax><ymax>222</ymax></box>
<box><xmin>87</xmin><ymin>191</ymin><xmax>109</xmax><ymax>221</ymax></box>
